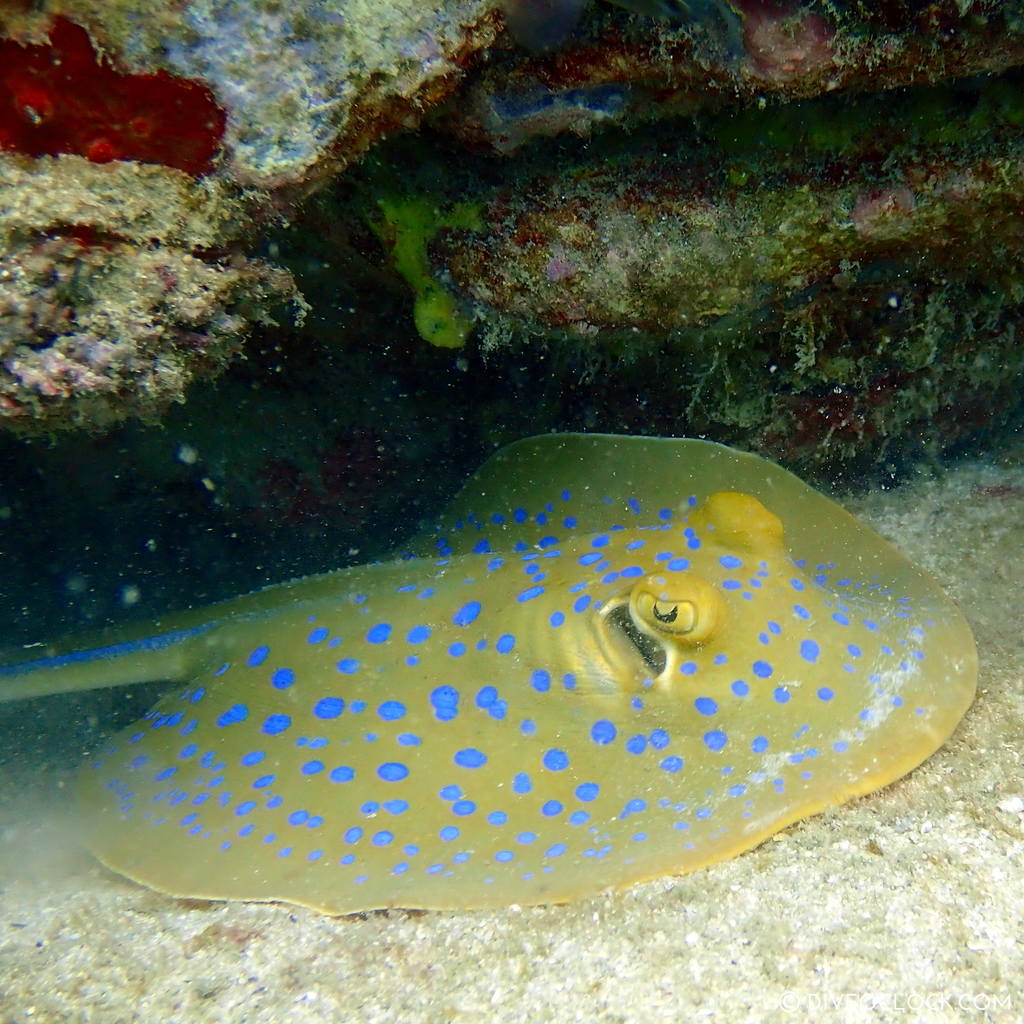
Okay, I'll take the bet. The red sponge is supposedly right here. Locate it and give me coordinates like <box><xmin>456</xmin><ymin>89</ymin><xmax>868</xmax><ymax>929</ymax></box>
<box><xmin>0</xmin><ymin>18</ymin><xmax>225</xmax><ymax>175</ymax></box>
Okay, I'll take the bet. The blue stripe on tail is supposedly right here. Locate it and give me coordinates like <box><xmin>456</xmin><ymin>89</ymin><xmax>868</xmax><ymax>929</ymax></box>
<box><xmin>0</xmin><ymin>623</ymin><xmax>216</xmax><ymax>678</ymax></box>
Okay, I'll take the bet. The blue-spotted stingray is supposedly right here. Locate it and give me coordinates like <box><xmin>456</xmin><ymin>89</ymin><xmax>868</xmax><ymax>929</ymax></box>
<box><xmin>0</xmin><ymin>434</ymin><xmax>976</xmax><ymax>914</ymax></box>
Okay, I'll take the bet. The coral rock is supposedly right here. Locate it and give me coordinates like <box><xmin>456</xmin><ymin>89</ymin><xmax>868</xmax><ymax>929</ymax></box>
<box><xmin>437</xmin><ymin>138</ymin><xmax>1024</xmax><ymax>334</ymax></box>
<box><xmin>442</xmin><ymin>3</ymin><xmax>1024</xmax><ymax>154</ymax></box>
<box><xmin>0</xmin><ymin>154</ymin><xmax>300</xmax><ymax>433</ymax></box>
<box><xmin>27</xmin><ymin>1</ymin><xmax>504</xmax><ymax>189</ymax></box>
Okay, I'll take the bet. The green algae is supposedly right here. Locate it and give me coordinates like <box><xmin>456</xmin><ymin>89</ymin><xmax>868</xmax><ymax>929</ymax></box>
<box><xmin>371</xmin><ymin>194</ymin><xmax>483</xmax><ymax>348</ymax></box>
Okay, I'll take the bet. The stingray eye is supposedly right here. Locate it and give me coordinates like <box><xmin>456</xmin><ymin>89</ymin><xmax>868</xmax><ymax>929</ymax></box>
<box><xmin>651</xmin><ymin>602</ymin><xmax>678</xmax><ymax>625</ymax></box>
<box><xmin>643</xmin><ymin>597</ymin><xmax>697</xmax><ymax>635</ymax></box>
<box><xmin>629</xmin><ymin>574</ymin><xmax>726</xmax><ymax>647</ymax></box>
<box><xmin>595</xmin><ymin>572</ymin><xmax>729</xmax><ymax>683</ymax></box>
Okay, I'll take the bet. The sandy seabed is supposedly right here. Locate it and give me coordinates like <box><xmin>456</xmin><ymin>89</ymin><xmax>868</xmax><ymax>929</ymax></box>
<box><xmin>0</xmin><ymin>453</ymin><xmax>1021</xmax><ymax>1024</ymax></box>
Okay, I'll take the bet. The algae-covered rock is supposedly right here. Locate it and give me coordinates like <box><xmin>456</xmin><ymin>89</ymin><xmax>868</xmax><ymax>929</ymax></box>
<box><xmin>440</xmin><ymin>140</ymin><xmax>1024</xmax><ymax>333</ymax></box>
<box><xmin>10</xmin><ymin>0</ymin><xmax>504</xmax><ymax>188</ymax></box>
<box><xmin>0</xmin><ymin>154</ymin><xmax>300</xmax><ymax>433</ymax></box>
<box><xmin>0</xmin><ymin>154</ymin><xmax>256</xmax><ymax>249</ymax></box>
<box><xmin>418</xmin><ymin>73</ymin><xmax>1024</xmax><ymax>467</ymax></box>
<box><xmin>436</xmin><ymin>76</ymin><xmax>1024</xmax><ymax>334</ymax></box>
<box><xmin>442</xmin><ymin>1</ymin><xmax>1024</xmax><ymax>155</ymax></box>
<box><xmin>3</xmin><ymin>1</ymin><xmax>1023</xmax><ymax>469</ymax></box>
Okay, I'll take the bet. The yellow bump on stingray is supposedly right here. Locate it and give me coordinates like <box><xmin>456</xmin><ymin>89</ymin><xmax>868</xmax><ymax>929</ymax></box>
<box><xmin>687</xmin><ymin>491</ymin><xmax>786</xmax><ymax>554</ymax></box>
<box><xmin>0</xmin><ymin>434</ymin><xmax>977</xmax><ymax>915</ymax></box>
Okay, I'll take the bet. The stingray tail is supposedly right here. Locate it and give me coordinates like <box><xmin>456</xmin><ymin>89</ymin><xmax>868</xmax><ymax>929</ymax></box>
<box><xmin>0</xmin><ymin>620</ymin><xmax>218</xmax><ymax>702</ymax></box>
<box><xmin>0</xmin><ymin>569</ymin><xmax>345</xmax><ymax>703</ymax></box>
